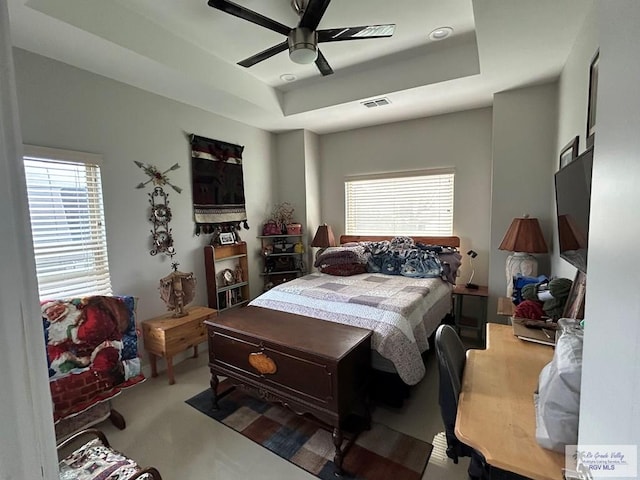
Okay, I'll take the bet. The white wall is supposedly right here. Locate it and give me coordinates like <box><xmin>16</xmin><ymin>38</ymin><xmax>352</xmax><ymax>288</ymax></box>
<box><xmin>13</xmin><ymin>48</ymin><xmax>277</xmax><ymax>320</ymax></box>
<box><xmin>553</xmin><ymin>5</ymin><xmax>598</xmax><ymax>279</ymax></box>
<box><xmin>579</xmin><ymin>0</ymin><xmax>640</xmax><ymax>449</ymax></box>
<box><xmin>274</xmin><ymin>130</ymin><xmax>307</xmax><ymax>224</ymax></box>
<box><xmin>319</xmin><ymin>108</ymin><xmax>493</xmax><ymax>286</ymax></box>
<box><xmin>274</xmin><ymin>129</ymin><xmax>325</xmax><ymax>272</ymax></box>
<box><xmin>489</xmin><ymin>83</ymin><xmax>558</xmax><ymax>322</ymax></box>
<box><xmin>303</xmin><ymin>130</ymin><xmax>321</xmax><ymax>270</ymax></box>
<box><xmin>0</xmin><ymin>5</ymin><xmax>57</xmax><ymax>476</ymax></box>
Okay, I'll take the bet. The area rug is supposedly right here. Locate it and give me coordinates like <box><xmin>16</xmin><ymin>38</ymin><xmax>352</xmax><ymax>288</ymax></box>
<box><xmin>186</xmin><ymin>387</ymin><xmax>433</xmax><ymax>480</ymax></box>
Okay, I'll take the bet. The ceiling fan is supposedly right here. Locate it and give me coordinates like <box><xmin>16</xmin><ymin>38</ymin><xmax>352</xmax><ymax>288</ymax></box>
<box><xmin>207</xmin><ymin>0</ymin><xmax>396</xmax><ymax>76</ymax></box>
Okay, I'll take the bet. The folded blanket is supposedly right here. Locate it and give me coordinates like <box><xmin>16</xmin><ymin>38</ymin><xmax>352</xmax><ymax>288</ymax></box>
<box><xmin>314</xmin><ymin>245</ymin><xmax>370</xmax><ymax>267</ymax></box>
<box><xmin>319</xmin><ymin>264</ymin><xmax>367</xmax><ymax>276</ymax></box>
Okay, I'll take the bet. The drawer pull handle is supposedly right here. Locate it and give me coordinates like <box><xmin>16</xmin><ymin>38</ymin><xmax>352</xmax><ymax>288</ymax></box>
<box><xmin>248</xmin><ymin>352</ymin><xmax>277</xmax><ymax>375</ymax></box>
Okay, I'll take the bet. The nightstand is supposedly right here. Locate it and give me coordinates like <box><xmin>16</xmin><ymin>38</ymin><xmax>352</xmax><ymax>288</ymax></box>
<box><xmin>497</xmin><ymin>296</ymin><xmax>515</xmax><ymax>317</ymax></box>
<box><xmin>142</xmin><ymin>306</ymin><xmax>216</xmax><ymax>384</ymax></box>
<box><xmin>452</xmin><ymin>285</ymin><xmax>489</xmax><ymax>344</ymax></box>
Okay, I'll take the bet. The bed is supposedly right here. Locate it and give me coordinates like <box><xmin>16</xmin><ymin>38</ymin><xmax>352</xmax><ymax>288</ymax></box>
<box><xmin>249</xmin><ymin>235</ymin><xmax>461</xmax><ymax>387</ymax></box>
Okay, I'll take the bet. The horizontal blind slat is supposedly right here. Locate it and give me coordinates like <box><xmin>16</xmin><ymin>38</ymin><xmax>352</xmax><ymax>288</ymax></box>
<box><xmin>24</xmin><ymin>153</ymin><xmax>113</xmax><ymax>299</ymax></box>
<box><xmin>345</xmin><ymin>172</ymin><xmax>454</xmax><ymax>236</ymax></box>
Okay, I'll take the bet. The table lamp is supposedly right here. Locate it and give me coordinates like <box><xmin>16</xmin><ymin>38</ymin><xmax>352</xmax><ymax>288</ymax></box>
<box><xmin>498</xmin><ymin>215</ymin><xmax>548</xmax><ymax>297</ymax></box>
<box><xmin>465</xmin><ymin>250</ymin><xmax>478</xmax><ymax>289</ymax></box>
<box><xmin>311</xmin><ymin>224</ymin><xmax>336</xmax><ymax>260</ymax></box>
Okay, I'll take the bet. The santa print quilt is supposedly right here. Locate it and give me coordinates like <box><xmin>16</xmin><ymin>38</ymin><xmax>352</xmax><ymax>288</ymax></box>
<box><xmin>42</xmin><ymin>295</ymin><xmax>145</xmax><ymax>422</ymax></box>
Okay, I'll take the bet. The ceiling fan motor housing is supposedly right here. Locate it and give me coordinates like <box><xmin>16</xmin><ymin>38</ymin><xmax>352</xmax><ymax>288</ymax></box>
<box><xmin>288</xmin><ymin>27</ymin><xmax>318</xmax><ymax>64</ymax></box>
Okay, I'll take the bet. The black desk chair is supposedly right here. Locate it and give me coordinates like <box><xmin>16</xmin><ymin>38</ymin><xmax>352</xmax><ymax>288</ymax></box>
<box><xmin>435</xmin><ymin>324</ymin><xmax>487</xmax><ymax>480</ymax></box>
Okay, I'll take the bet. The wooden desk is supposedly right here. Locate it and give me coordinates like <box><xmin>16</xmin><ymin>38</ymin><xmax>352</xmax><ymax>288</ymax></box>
<box><xmin>455</xmin><ymin>324</ymin><xmax>564</xmax><ymax>480</ymax></box>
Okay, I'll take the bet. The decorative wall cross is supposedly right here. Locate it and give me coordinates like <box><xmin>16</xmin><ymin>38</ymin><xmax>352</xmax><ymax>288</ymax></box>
<box><xmin>134</xmin><ymin>161</ymin><xmax>182</xmax><ymax>193</ymax></box>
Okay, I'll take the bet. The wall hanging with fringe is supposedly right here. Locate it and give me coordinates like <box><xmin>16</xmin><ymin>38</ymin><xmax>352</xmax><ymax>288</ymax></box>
<box><xmin>190</xmin><ymin>134</ymin><xmax>249</xmax><ymax>235</ymax></box>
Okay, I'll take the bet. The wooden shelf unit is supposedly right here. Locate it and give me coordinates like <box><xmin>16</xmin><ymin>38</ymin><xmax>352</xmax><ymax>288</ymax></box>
<box><xmin>258</xmin><ymin>234</ymin><xmax>306</xmax><ymax>290</ymax></box>
<box><xmin>204</xmin><ymin>243</ymin><xmax>250</xmax><ymax>312</ymax></box>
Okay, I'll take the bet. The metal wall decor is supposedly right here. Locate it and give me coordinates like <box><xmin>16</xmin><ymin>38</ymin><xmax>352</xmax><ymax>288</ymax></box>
<box><xmin>134</xmin><ymin>160</ymin><xmax>182</xmax><ymax>258</ymax></box>
<box><xmin>149</xmin><ymin>186</ymin><xmax>175</xmax><ymax>257</ymax></box>
<box><xmin>134</xmin><ymin>161</ymin><xmax>182</xmax><ymax>193</ymax></box>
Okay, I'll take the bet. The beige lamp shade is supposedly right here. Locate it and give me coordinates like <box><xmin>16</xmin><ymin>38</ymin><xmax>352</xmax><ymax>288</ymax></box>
<box><xmin>311</xmin><ymin>224</ymin><xmax>336</xmax><ymax>248</ymax></box>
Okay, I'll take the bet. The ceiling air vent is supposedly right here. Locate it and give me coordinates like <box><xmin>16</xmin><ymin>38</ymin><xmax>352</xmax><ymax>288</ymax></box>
<box><xmin>361</xmin><ymin>97</ymin><xmax>391</xmax><ymax>108</ymax></box>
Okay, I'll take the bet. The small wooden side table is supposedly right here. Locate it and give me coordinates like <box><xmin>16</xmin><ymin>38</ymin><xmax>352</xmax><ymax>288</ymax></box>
<box><xmin>452</xmin><ymin>285</ymin><xmax>489</xmax><ymax>344</ymax></box>
<box><xmin>142</xmin><ymin>306</ymin><xmax>216</xmax><ymax>385</ymax></box>
<box><xmin>497</xmin><ymin>296</ymin><xmax>515</xmax><ymax>317</ymax></box>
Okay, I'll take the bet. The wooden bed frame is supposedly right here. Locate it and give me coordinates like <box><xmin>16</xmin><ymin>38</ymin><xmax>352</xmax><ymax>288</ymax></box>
<box><xmin>340</xmin><ymin>235</ymin><xmax>460</xmax><ymax>248</ymax></box>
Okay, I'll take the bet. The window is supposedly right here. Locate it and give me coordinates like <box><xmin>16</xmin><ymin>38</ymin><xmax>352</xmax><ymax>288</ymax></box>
<box><xmin>23</xmin><ymin>145</ymin><xmax>113</xmax><ymax>299</ymax></box>
<box><xmin>345</xmin><ymin>169</ymin><xmax>454</xmax><ymax>236</ymax></box>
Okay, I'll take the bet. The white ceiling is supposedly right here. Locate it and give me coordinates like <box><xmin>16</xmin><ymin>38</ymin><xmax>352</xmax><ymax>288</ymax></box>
<box><xmin>7</xmin><ymin>0</ymin><xmax>593</xmax><ymax>134</ymax></box>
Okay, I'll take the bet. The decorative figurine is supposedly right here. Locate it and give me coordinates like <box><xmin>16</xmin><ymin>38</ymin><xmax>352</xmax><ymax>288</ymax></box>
<box><xmin>159</xmin><ymin>262</ymin><xmax>196</xmax><ymax>317</ymax></box>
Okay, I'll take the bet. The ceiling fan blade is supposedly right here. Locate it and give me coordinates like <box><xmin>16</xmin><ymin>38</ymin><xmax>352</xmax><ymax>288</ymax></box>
<box><xmin>298</xmin><ymin>0</ymin><xmax>331</xmax><ymax>31</ymax></box>
<box><xmin>318</xmin><ymin>24</ymin><xmax>396</xmax><ymax>43</ymax></box>
<box><xmin>238</xmin><ymin>41</ymin><xmax>288</xmax><ymax>68</ymax></box>
<box><xmin>315</xmin><ymin>49</ymin><xmax>334</xmax><ymax>76</ymax></box>
<box><xmin>208</xmin><ymin>0</ymin><xmax>290</xmax><ymax>36</ymax></box>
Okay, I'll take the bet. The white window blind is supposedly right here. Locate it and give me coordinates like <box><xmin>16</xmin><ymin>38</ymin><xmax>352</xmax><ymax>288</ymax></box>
<box><xmin>345</xmin><ymin>169</ymin><xmax>454</xmax><ymax>236</ymax></box>
<box><xmin>23</xmin><ymin>146</ymin><xmax>113</xmax><ymax>299</ymax></box>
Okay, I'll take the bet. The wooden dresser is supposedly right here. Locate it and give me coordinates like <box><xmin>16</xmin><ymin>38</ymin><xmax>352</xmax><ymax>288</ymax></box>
<box><xmin>143</xmin><ymin>306</ymin><xmax>216</xmax><ymax>384</ymax></box>
<box><xmin>205</xmin><ymin>306</ymin><xmax>372</xmax><ymax>473</ymax></box>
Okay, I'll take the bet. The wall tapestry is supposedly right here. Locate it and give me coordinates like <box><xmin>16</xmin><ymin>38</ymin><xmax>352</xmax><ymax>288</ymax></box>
<box><xmin>190</xmin><ymin>134</ymin><xmax>248</xmax><ymax>235</ymax></box>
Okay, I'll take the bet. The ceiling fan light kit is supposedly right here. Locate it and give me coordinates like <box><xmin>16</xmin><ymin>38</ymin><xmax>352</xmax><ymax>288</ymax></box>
<box><xmin>288</xmin><ymin>28</ymin><xmax>318</xmax><ymax>64</ymax></box>
<box><xmin>207</xmin><ymin>0</ymin><xmax>395</xmax><ymax>77</ymax></box>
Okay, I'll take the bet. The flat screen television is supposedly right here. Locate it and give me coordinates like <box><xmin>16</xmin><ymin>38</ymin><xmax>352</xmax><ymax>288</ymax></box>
<box><xmin>554</xmin><ymin>147</ymin><xmax>593</xmax><ymax>273</ymax></box>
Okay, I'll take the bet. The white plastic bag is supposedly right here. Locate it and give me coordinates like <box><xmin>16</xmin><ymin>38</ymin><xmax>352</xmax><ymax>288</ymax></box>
<box><xmin>534</xmin><ymin>318</ymin><xmax>584</xmax><ymax>452</ymax></box>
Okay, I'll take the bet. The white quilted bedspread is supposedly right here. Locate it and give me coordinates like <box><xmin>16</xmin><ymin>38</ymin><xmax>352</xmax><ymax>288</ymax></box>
<box><xmin>249</xmin><ymin>272</ymin><xmax>451</xmax><ymax>385</ymax></box>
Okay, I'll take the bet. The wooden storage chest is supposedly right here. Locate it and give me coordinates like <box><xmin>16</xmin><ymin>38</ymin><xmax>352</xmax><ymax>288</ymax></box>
<box><xmin>143</xmin><ymin>306</ymin><xmax>216</xmax><ymax>384</ymax></box>
<box><xmin>205</xmin><ymin>306</ymin><xmax>372</xmax><ymax>473</ymax></box>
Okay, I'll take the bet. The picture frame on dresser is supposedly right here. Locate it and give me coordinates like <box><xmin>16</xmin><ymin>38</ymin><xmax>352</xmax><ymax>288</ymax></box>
<box><xmin>219</xmin><ymin>232</ymin><xmax>235</xmax><ymax>245</ymax></box>
<box><xmin>559</xmin><ymin>136</ymin><xmax>579</xmax><ymax>169</ymax></box>
<box><xmin>586</xmin><ymin>50</ymin><xmax>599</xmax><ymax>148</ymax></box>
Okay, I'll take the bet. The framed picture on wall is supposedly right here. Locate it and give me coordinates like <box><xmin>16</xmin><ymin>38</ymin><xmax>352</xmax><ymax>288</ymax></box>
<box><xmin>586</xmin><ymin>50</ymin><xmax>599</xmax><ymax>148</ymax></box>
<box><xmin>559</xmin><ymin>136</ymin><xmax>579</xmax><ymax>169</ymax></box>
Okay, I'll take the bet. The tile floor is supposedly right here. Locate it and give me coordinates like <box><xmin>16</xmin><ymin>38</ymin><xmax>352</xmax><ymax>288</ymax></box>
<box><xmin>99</xmin><ymin>349</ymin><xmax>471</xmax><ymax>480</ymax></box>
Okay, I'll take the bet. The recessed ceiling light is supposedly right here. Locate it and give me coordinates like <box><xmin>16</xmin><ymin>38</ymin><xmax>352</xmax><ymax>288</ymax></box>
<box><xmin>428</xmin><ymin>27</ymin><xmax>453</xmax><ymax>41</ymax></box>
<box><xmin>280</xmin><ymin>73</ymin><xmax>297</xmax><ymax>82</ymax></box>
